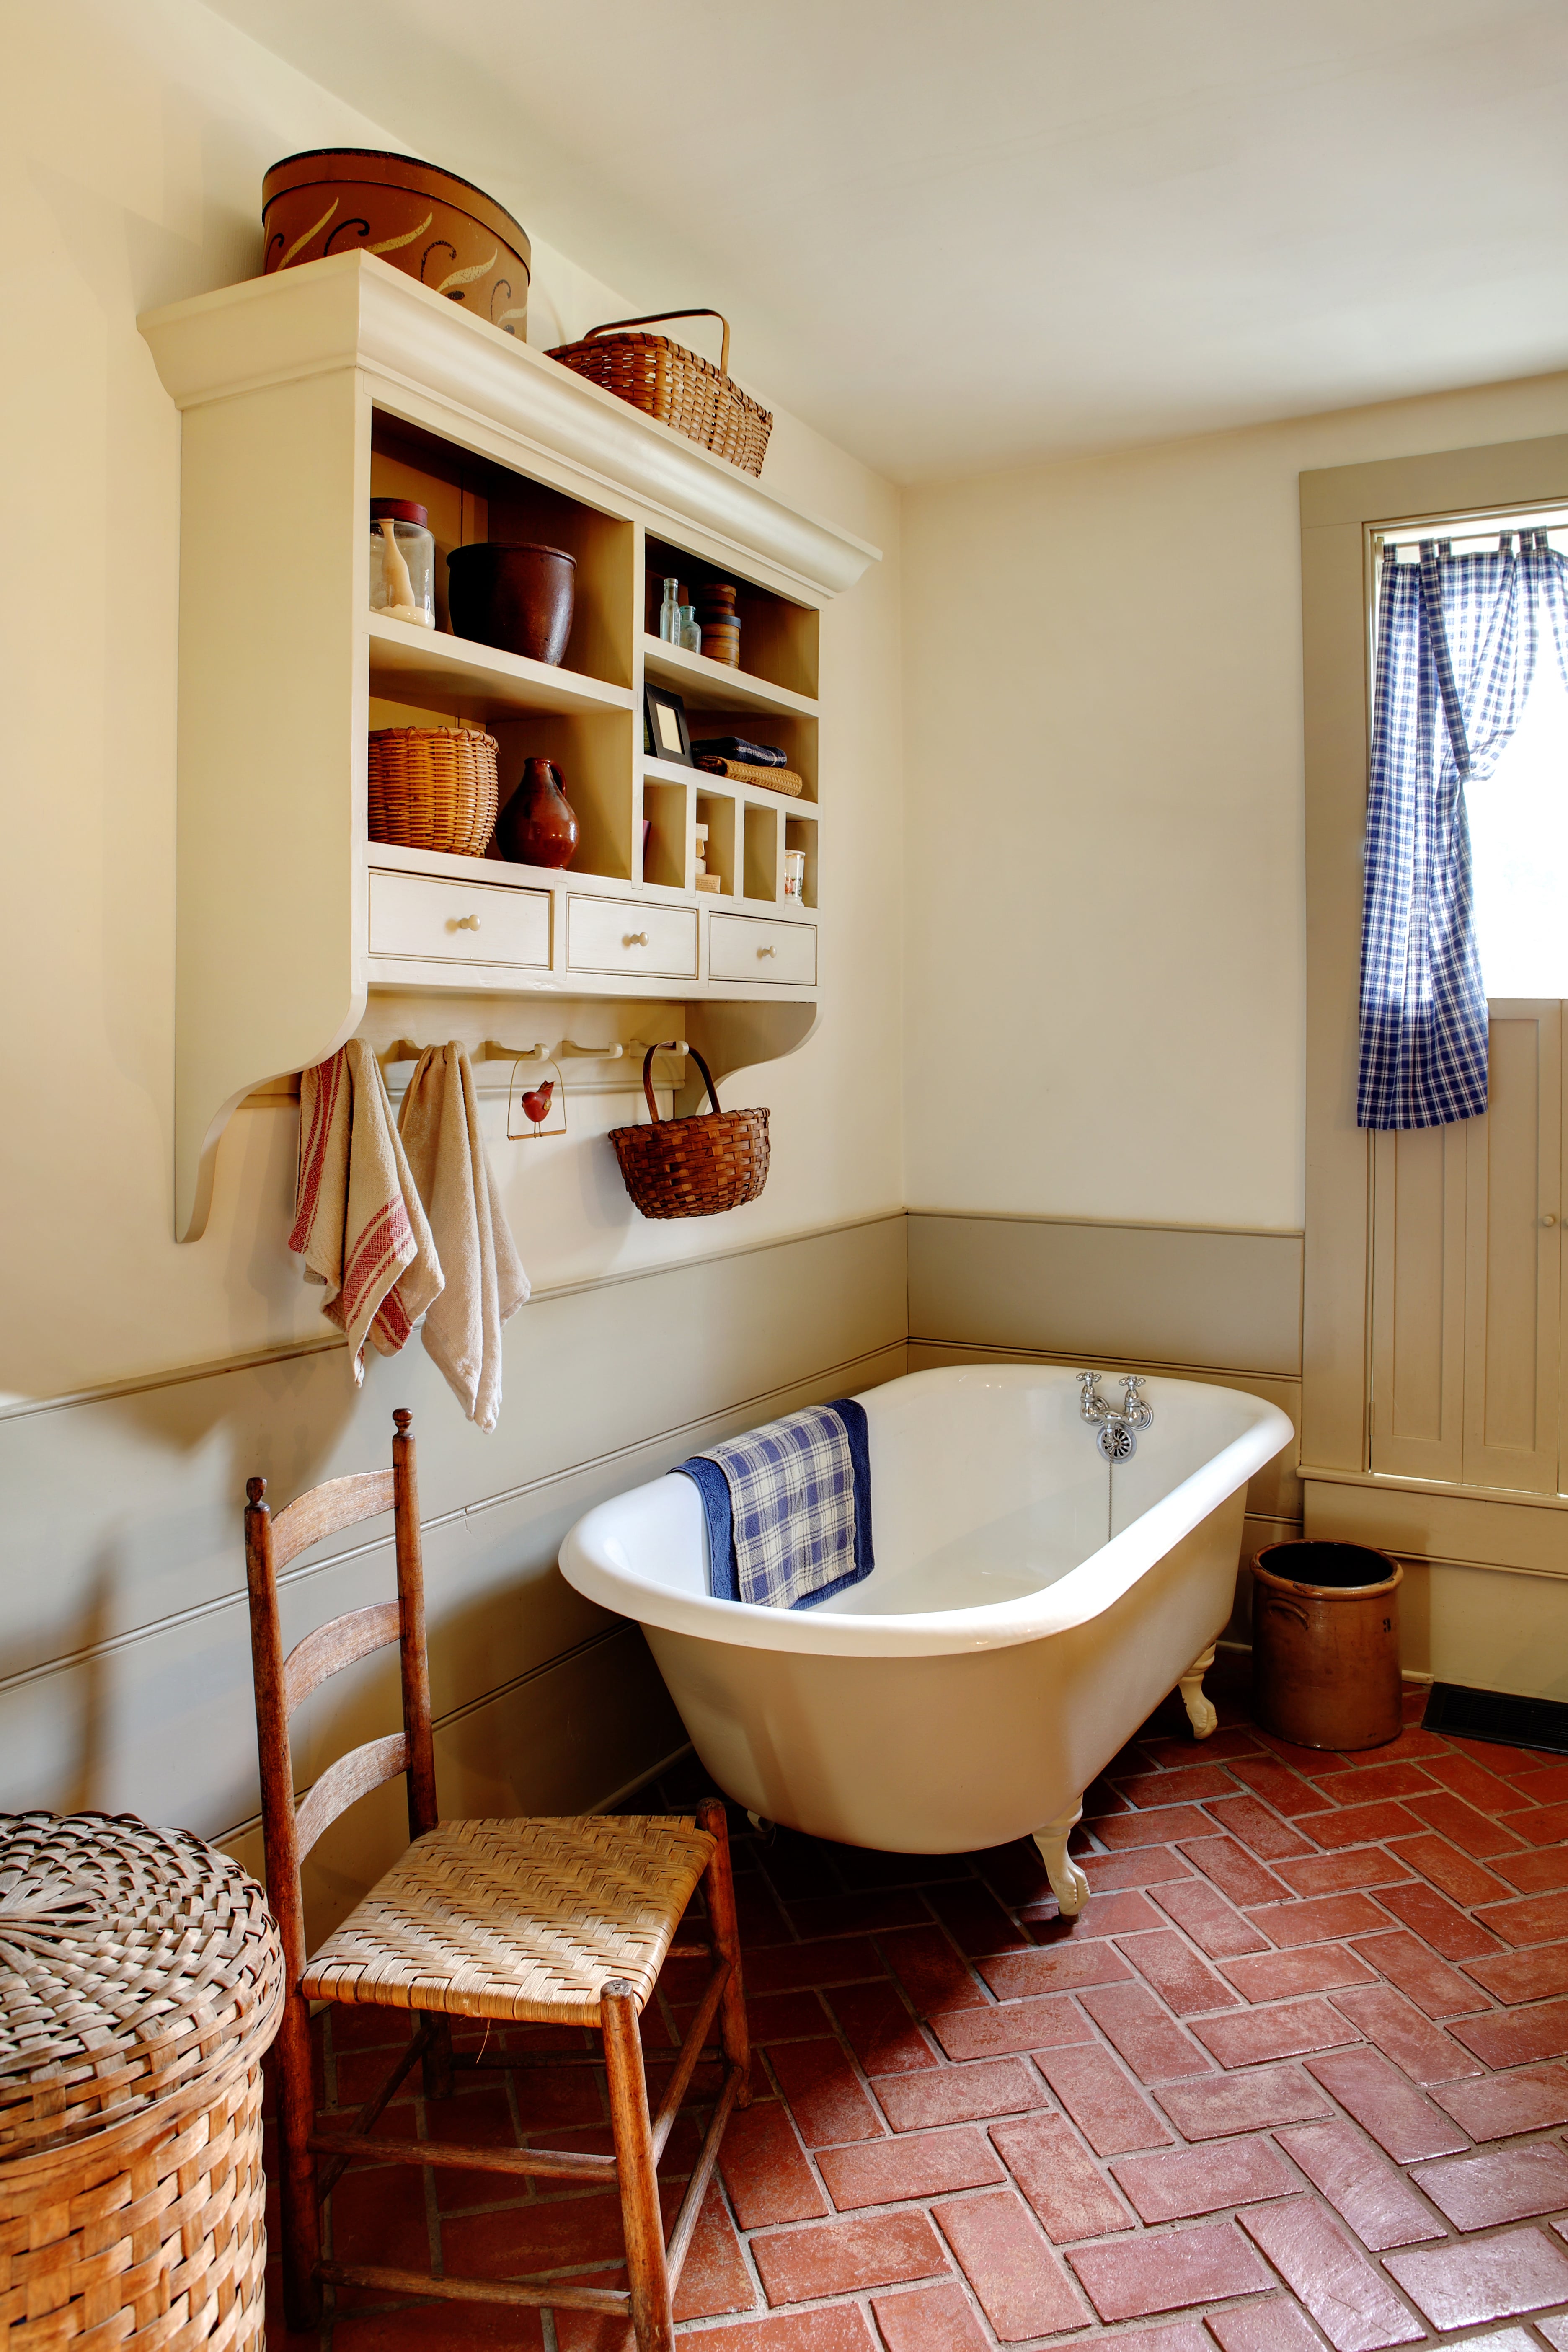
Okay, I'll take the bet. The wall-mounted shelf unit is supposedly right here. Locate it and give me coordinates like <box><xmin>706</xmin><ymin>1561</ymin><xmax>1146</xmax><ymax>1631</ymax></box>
<box><xmin>139</xmin><ymin>251</ymin><xmax>878</xmax><ymax>1238</ymax></box>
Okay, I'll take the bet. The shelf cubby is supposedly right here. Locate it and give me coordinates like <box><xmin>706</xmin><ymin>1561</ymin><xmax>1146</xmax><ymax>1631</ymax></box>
<box><xmin>695</xmin><ymin>790</ymin><xmax>737</xmax><ymax>898</ymax></box>
<box><xmin>491</xmin><ymin>710</ymin><xmax>635</xmax><ymax>883</ymax></box>
<box><xmin>640</xmin><ymin>773</ymin><xmax>691</xmax><ymax>891</ymax></box>
<box><xmin>743</xmin><ymin>801</ymin><xmax>782</xmax><ymax>904</ymax></box>
<box><xmin>645</xmin><ymin>535</ymin><xmax>819</xmax><ymax>700</ymax></box>
<box><xmin>372</xmin><ymin>412</ymin><xmax>635</xmax><ymax>693</ymax></box>
<box><xmin>785</xmin><ymin>811</ymin><xmax>819</xmax><ymax>910</ymax></box>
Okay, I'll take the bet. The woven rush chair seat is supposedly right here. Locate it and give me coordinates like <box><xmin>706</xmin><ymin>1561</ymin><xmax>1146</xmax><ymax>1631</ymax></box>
<box><xmin>301</xmin><ymin>1813</ymin><xmax>713</xmax><ymax>2022</ymax></box>
<box><xmin>245</xmin><ymin>1409</ymin><xmax>749</xmax><ymax>2352</ymax></box>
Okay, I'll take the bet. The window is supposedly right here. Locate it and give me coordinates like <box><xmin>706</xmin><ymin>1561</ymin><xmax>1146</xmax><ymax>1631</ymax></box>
<box><xmin>1377</xmin><ymin>511</ymin><xmax>1568</xmax><ymax>1001</ymax></box>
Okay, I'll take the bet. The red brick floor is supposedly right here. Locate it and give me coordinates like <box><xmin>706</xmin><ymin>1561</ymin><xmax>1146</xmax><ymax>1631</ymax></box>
<box><xmin>265</xmin><ymin>1662</ymin><xmax>1568</xmax><ymax>2348</ymax></box>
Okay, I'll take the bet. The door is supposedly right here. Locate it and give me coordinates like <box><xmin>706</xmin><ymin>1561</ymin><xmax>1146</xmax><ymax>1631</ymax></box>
<box><xmin>1370</xmin><ymin>1001</ymin><xmax>1564</xmax><ymax>1497</ymax></box>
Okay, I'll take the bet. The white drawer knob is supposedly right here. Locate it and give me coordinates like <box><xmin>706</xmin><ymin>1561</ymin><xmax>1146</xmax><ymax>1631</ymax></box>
<box><xmin>757</xmin><ymin>944</ymin><xmax>776</xmax><ymax>957</ymax></box>
<box><xmin>449</xmin><ymin>913</ymin><xmax>481</xmax><ymax>932</ymax></box>
<box><xmin>1545</xmin><ymin>1213</ymin><xmax>1559</xmax><ymax>1228</ymax></box>
<box><xmin>624</xmin><ymin>931</ymin><xmax>648</xmax><ymax>946</ymax></box>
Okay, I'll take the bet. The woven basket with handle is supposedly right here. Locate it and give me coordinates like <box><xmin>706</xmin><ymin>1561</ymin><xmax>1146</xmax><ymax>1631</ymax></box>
<box><xmin>368</xmin><ymin>725</ymin><xmax>499</xmax><ymax>856</ymax></box>
<box><xmin>610</xmin><ymin>1045</ymin><xmax>769</xmax><ymax>1218</ymax></box>
<box><xmin>0</xmin><ymin>1810</ymin><xmax>284</xmax><ymax>2352</ymax></box>
<box><xmin>548</xmin><ymin>311</ymin><xmax>773</xmax><ymax>478</ymax></box>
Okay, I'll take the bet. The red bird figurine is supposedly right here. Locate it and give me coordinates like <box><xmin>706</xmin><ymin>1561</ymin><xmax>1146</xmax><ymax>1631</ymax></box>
<box><xmin>520</xmin><ymin>1079</ymin><xmax>555</xmax><ymax>1126</ymax></box>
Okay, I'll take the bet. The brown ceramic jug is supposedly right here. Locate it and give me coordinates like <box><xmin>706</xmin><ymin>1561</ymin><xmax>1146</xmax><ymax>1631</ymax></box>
<box><xmin>499</xmin><ymin>758</ymin><xmax>578</xmax><ymax>868</ymax></box>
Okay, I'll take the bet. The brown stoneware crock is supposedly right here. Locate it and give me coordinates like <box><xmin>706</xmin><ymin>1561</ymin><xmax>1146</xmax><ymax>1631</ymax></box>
<box><xmin>445</xmin><ymin>543</ymin><xmax>577</xmax><ymax>667</ymax></box>
<box><xmin>1252</xmin><ymin>1538</ymin><xmax>1403</xmax><ymax>1750</ymax></box>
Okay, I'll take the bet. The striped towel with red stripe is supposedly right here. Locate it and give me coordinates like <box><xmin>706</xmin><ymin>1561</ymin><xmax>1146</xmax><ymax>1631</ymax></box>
<box><xmin>290</xmin><ymin>1042</ymin><xmax>443</xmax><ymax>1378</ymax></box>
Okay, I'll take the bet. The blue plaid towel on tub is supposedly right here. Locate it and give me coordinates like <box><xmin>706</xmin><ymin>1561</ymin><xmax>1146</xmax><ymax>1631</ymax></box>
<box><xmin>676</xmin><ymin>1400</ymin><xmax>873</xmax><ymax>1608</ymax></box>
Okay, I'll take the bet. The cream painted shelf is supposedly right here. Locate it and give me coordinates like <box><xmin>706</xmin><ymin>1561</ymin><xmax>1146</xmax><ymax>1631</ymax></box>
<box><xmin>368</xmin><ymin>613</ymin><xmax>634</xmax><ymax>719</ymax></box>
<box><xmin>642</xmin><ymin>636</ymin><xmax>819</xmax><ymax>719</ymax></box>
<box><xmin>139</xmin><ymin>251</ymin><xmax>878</xmax><ymax>1239</ymax></box>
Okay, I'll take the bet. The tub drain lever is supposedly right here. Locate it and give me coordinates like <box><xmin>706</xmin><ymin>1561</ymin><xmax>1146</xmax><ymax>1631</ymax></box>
<box><xmin>1077</xmin><ymin>1371</ymin><xmax>1153</xmax><ymax>1461</ymax></box>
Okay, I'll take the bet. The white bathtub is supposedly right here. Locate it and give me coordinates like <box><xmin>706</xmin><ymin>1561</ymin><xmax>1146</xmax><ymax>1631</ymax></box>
<box><xmin>561</xmin><ymin>1365</ymin><xmax>1292</xmax><ymax>1915</ymax></box>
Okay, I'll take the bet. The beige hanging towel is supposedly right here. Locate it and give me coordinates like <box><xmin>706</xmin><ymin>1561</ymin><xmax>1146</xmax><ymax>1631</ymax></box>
<box><xmin>289</xmin><ymin>1040</ymin><xmax>444</xmax><ymax>1379</ymax></box>
<box><xmin>398</xmin><ymin>1043</ymin><xmax>530</xmax><ymax>1432</ymax></box>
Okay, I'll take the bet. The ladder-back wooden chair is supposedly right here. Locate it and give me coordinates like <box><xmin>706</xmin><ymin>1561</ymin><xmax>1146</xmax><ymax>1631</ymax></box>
<box><xmin>245</xmin><ymin>1408</ymin><xmax>749</xmax><ymax>2352</ymax></box>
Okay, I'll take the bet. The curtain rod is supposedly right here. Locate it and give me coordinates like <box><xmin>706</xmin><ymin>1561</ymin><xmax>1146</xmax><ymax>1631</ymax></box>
<box><xmin>1374</xmin><ymin>518</ymin><xmax>1568</xmax><ymax>556</ymax></box>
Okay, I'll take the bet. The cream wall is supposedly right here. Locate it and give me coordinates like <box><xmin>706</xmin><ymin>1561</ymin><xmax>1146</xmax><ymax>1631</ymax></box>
<box><xmin>902</xmin><ymin>368</ymin><xmax>1568</xmax><ymax>1235</ymax></box>
<box><xmin>900</xmin><ymin>369</ymin><xmax>1568</xmax><ymax>1690</ymax></box>
<box><xmin>1</xmin><ymin>0</ymin><xmax>904</xmax><ymax>1407</ymax></box>
<box><xmin>0</xmin><ymin>0</ymin><xmax>904</xmax><ymax>1889</ymax></box>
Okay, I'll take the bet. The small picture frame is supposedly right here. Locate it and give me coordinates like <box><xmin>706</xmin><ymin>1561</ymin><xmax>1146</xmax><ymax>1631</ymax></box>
<box><xmin>644</xmin><ymin>682</ymin><xmax>692</xmax><ymax>768</ymax></box>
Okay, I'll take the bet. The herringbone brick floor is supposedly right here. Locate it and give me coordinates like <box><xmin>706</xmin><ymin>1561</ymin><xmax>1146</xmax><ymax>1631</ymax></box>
<box><xmin>266</xmin><ymin>1658</ymin><xmax>1568</xmax><ymax>2348</ymax></box>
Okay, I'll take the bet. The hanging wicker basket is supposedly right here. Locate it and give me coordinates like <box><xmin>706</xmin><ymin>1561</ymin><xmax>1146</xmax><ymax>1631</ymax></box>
<box><xmin>368</xmin><ymin>725</ymin><xmax>499</xmax><ymax>856</ymax></box>
<box><xmin>547</xmin><ymin>311</ymin><xmax>773</xmax><ymax>479</ymax></box>
<box><xmin>610</xmin><ymin>1045</ymin><xmax>769</xmax><ymax>1218</ymax></box>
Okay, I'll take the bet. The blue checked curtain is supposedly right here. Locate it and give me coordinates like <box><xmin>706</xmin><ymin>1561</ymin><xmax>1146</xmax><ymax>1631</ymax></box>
<box><xmin>1357</xmin><ymin>532</ymin><xmax>1568</xmax><ymax>1129</ymax></box>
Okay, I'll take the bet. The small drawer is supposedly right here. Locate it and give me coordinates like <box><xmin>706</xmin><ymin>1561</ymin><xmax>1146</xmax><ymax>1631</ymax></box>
<box><xmin>566</xmin><ymin>895</ymin><xmax>698</xmax><ymax>980</ymax></box>
<box><xmin>368</xmin><ymin>870</ymin><xmax>550</xmax><ymax>967</ymax></box>
<box><xmin>708</xmin><ymin>912</ymin><xmax>817</xmax><ymax>986</ymax></box>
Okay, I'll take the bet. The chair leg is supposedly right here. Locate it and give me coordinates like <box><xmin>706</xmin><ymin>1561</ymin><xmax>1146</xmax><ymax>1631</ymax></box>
<box><xmin>697</xmin><ymin>1795</ymin><xmax>751</xmax><ymax>2108</ymax></box>
<box><xmin>274</xmin><ymin>1986</ymin><xmax>323</xmax><ymax>2329</ymax></box>
<box><xmin>602</xmin><ymin>1978</ymin><xmax>674</xmax><ymax>2352</ymax></box>
<box><xmin>421</xmin><ymin>2012</ymin><xmax>455</xmax><ymax>2100</ymax></box>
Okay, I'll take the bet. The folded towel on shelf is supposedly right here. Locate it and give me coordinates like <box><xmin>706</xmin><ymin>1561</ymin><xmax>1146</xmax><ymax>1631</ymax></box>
<box><xmin>691</xmin><ymin>736</ymin><xmax>788</xmax><ymax>768</ymax></box>
<box><xmin>676</xmin><ymin>1400</ymin><xmax>873</xmax><ymax>1608</ymax></box>
<box><xmin>289</xmin><ymin>1040</ymin><xmax>443</xmax><ymax>1380</ymax></box>
<box><xmin>695</xmin><ymin>756</ymin><xmax>804</xmax><ymax>797</ymax></box>
<box><xmin>397</xmin><ymin>1043</ymin><xmax>530</xmax><ymax>1432</ymax></box>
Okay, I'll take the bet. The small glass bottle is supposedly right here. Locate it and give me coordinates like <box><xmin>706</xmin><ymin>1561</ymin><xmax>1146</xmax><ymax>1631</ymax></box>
<box><xmin>369</xmin><ymin>499</ymin><xmax>435</xmax><ymax>628</ymax></box>
<box><xmin>658</xmin><ymin>576</ymin><xmax>682</xmax><ymax>643</ymax></box>
<box><xmin>681</xmin><ymin>600</ymin><xmax>702</xmax><ymax>654</ymax></box>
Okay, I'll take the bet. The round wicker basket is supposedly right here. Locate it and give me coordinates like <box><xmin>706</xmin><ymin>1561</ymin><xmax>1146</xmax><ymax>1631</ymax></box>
<box><xmin>367</xmin><ymin>726</ymin><xmax>499</xmax><ymax>856</ymax></box>
<box><xmin>0</xmin><ymin>1811</ymin><xmax>284</xmax><ymax>2352</ymax></box>
<box><xmin>610</xmin><ymin>1045</ymin><xmax>769</xmax><ymax>1219</ymax></box>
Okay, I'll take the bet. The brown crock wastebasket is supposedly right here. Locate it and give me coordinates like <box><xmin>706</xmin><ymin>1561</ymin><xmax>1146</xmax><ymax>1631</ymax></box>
<box><xmin>1252</xmin><ymin>1539</ymin><xmax>1403</xmax><ymax>1750</ymax></box>
<box><xmin>0</xmin><ymin>1811</ymin><xmax>284</xmax><ymax>2352</ymax></box>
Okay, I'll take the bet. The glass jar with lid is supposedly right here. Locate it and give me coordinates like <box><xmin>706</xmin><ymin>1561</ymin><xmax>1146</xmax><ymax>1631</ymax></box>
<box><xmin>370</xmin><ymin>499</ymin><xmax>435</xmax><ymax>628</ymax></box>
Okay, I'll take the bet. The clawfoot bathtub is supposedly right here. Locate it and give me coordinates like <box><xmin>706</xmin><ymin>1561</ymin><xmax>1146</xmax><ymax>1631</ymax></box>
<box><xmin>561</xmin><ymin>1366</ymin><xmax>1292</xmax><ymax>1918</ymax></box>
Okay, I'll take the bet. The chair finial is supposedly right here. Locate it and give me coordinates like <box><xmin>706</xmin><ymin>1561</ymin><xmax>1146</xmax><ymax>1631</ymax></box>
<box><xmin>393</xmin><ymin>1408</ymin><xmax>412</xmax><ymax>1432</ymax></box>
<box><xmin>246</xmin><ymin>1476</ymin><xmax>267</xmax><ymax>1507</ymax></box>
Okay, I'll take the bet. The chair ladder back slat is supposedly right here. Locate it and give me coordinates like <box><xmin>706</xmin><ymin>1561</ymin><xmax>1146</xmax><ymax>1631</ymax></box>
<box><xmin>283</xmin><ymin>1600</ymin><xmax>403</xmax><ymax>1717</ymax></box>
<box><xmin>243</xmin><ymin>1480</ymin><xmax>308</xmax><ymax>1987</ymax></box>
<box><xmin>271</xmin><ymin>1469</ymin><xmax>396</xmax><ymax>1571</ymax></box>
<box><xmin>294</xmin><ymin>1731</ymin><xmax>411</xmax><ymax>1860</ymax></box>
<box><xmin>391</xmin><ymin>1411</ymin><xmax>439</xmax><ymax>1840</ymax></box>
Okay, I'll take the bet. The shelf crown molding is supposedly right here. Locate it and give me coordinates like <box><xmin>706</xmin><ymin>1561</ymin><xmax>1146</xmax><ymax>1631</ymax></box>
<box><xmin>139</xmin><ymin>252</ymin><xmax>880</xmax><ymax>602</ymax></box>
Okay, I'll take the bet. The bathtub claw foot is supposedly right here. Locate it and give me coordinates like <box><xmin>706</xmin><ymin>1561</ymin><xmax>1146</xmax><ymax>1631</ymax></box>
<box><xmin>1180</xmin><ymin>1644</ymin><xmax>1219</xmax><ymax>1739</ymax></box>
<box><xmin>1033</xmin><ymin>1807</ymin><xmax>1090</xmax><ymax>1920</ymax></box>
<box><xmin>745</xmin><ymin>1809</ymin><xmax>775</xmax><ymax>1840</ymax></box>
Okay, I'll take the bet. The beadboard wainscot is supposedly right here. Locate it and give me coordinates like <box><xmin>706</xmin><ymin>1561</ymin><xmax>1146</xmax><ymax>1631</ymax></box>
<box><xmin>139</xmin><ymin>251</ymin><xmax>878</xmax><ymax>1239</ymax></box>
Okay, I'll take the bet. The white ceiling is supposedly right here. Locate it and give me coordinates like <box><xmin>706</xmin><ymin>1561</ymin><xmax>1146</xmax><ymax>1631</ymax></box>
<box><xmin>207</xmin><ymin>0</ymin><xmax>1568</xmax><ymax>483</ymax></box>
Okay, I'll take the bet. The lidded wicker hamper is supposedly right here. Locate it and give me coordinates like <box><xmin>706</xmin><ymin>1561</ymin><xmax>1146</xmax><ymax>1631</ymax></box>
<box><xmin>0</xmin><ymin>1811</ymin><xmax>284</xmax><ymax>2352</ymax></box>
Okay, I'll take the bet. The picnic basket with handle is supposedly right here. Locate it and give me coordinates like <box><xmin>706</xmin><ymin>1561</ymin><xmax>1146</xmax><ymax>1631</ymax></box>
<box><xmin>610</xmin><ymin>1044</ymin><xmax>769</xmax><ymax>1217</ymax></box>
<box><xmin>548</xmin><ymin>310</ymin><xmax>773</xmax><ymax>478</ymax></box>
